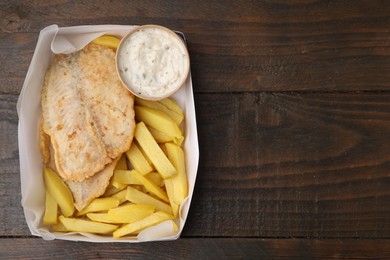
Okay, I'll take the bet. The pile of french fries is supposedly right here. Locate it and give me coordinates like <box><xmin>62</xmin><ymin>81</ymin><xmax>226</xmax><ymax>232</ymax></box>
<box><xmin>43</xmin><ymin>96</ymin><xmax>188</xmax><ymax>238</ymax></box>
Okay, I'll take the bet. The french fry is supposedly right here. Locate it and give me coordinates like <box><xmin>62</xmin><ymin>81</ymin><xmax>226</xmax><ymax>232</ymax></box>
<box><xmin>77</xmin><ymin>197</ymin><xmax>120</xmax><ymax>216</ymax></box>
<box><xmin>107</xmin><ymin>204</ymin><xmax>155</xmax><ymax>223</ymax></box>
<box><xmin>130</xmin><ymin>170</ymin><xmax>169</xmax><ymax>203</ymax></box>
<box><xmin>165</xmin><ymin>143</ymin><xmax>188</xmax><ymax>205</ymax></box>
<box><xmin>135</xmin><ymin>98</ymin><xmax>184</xmax><ymax>126</ymax></box>
<box><xmin>134</xmin><ymin>122</ymin><xmax>176</xmax><ymax>179</ymax></box>
<box><xmin>135</xmin><ymin>141</ymin><xmax>154</xmax><ymax>168</ymax></box>
<box><xmin>111</xmin><ymin>179</ymin><xmax>127</xmax><ymax>190</ymax></box>
<box><xmin>145</xmin><ymin>171</ymin><xmax>164</xmax><ymax>187</ymax></box>
<box><xmin>164</xmin><ymin>143</ymin><xmax>188</xmax><ymax>217</ymax></box>
<box><xmin>135</xmin><ymin>106</ymin><xmax>184</xmax><ymax>145</ymax></box>
<box><xmin>59</xmin><ymin>216</ymin><xmax>118</xmax><ymax>234</ymax></box>
<box><xmin>113</xmin><ymin>211</ymin><xmax>173</xmax><ymax>238</ymax></box>
<box><xmin>109</xmin><ymin>189</ymin><xmax>128</xmax><ymax>204</ymax></box>
<box><xmin>147</xmin><ymin>126</ymin><xmax>173</xmax><ymax>143</ymax></box>
<box><xmin>126</xmin><ymin>186</ymin><xmax>172</xmax><ymax>215</ymax></box>
<box><xmin>103</xmin><ymin>184</ymin><xmax>126</xmax><ymax>197</ymax></box>
<box><xmin>164</xmin><ymin>180</ymin><xmax>180</xmax><ymax>218</ymax></box>
<box><xmin>125</xmin><ymin>142</ymin><xmax>153</xmax><ymax>175</ymax></box>
<box><xmin>112</xmin><ymin>170</ymin><xmax>142</xmax><ymax>186</ymax></box>
<box><xmin>158</xmin><ymin>98</ymin><xmax>184</xmax><ymax>117</ymax></box>
<box><xmin>92</xmin><ymin>35</ymin><xmax>121</xmax><ymax>49</ymax></box>
<box><xmin>86</xmin><ymin>213</ymin><xmax>122</xmax><ymax>224</ymax></box>
<box><xmin>43</xmin><ymin>168</ymin><xmax>74</xmax><ymax>217</ymax></box>
<box><xmin>43</xmin><ymin>191</ymin><xmax>58</xmax><ymax>225</ymax></box>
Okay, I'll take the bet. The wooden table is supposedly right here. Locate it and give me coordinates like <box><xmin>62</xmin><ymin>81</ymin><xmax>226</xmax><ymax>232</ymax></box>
<box><xmin>1</xmin><ymin>0</ymin><xmax>390</xmax><ymax>258</ymax></box>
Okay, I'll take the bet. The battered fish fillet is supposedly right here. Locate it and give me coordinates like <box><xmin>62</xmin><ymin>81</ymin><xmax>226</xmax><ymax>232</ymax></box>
<box><xmin>40</xmin><ymin>128</ymin><xmax>119</xmax><ymax>211</ymax></box>
<box><xmin>66</xmin><ymin>157</ymin><xmax>120</xmax><ymax>211</ymax></box>
<box><xmin>41</xmin><ymin>43</ymin><xmax>135</xmax><ymax>182</ymax></box>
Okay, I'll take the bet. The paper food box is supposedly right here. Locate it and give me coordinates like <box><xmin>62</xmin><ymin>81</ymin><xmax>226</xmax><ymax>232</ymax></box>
<box><xmin>17</xmin><ymin>25</ymin><xmax>199</xmax><ymax>242</ymax></box>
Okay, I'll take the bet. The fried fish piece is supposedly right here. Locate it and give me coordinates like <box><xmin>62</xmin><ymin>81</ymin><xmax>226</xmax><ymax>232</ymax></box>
<box><xmin>40</xmin><ymin>131</ymin><xmax>119</xmax><ymax>212</ymax></box>
<box><xmin>41</xmin><ymin>57</ymin><xmax>111</xmax><ymax>182</ymax></box>
<box><xmin>78</xmin><ymin>44</ymin><xmax>135</xmax><ymax>159</ymax></box>
<box><xmin>66</xmin><ymin>157</ymin><xmax>119</xmax><ymax>211</ymax></box>
<box><xmin>41</xmin><ymin>44</ymin><xmax>135</xmax><ymax>182</ymax></box>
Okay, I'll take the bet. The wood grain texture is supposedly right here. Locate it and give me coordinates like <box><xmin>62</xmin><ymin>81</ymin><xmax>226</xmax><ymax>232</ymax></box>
<box><xmin>0</xmin><ymin>238</ymin><xmax>389</xmax><ymax>259</ymax></box>
<box><xmin>0</xmin><ymin>33</ymin><xmax>36</xmax><ymax>95</ymax></box>
<box><xmin>0</xmin><ymin>94</ymin><xmax>29</xmax><ymax>236</ymax></box>
<box><xmin>185</xmin><ymin>92</ymin><xmax>390</xmax><ymax>237</ymax></box>
<box><xmin>1</xmin><ymin>1</ymin><xmax>390</xmax><ymax>92</ymax></box>
<box><xmin>2</xmin><ymin>0</ymin><xmax>390</xmax><ymax>257</ymax></box>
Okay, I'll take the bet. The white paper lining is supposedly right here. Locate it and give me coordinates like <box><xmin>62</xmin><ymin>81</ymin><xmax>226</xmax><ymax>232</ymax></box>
<box><xmin>17</xmin><ymin>24</ymin><xmax>199</xmax><ymax>242</ymax></box>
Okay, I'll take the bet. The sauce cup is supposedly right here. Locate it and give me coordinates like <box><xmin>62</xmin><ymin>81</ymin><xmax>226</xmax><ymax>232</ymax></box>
<box><xmin>116</xmin><ymin>25</ymin><xmax>190</xmax><ymax>100</ymax></box>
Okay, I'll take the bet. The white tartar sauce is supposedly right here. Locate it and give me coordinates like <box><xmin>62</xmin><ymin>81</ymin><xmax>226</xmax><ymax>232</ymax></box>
<box><xmin>117</xmin><ymin>26</ymin><xmax>189</xmax><ymax>99</ymax></box>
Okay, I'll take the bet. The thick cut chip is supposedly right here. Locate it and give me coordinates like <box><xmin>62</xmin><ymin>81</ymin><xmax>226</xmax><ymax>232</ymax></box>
<box><xmin>59</xmin><ymin>216</ymin><xmax>118</xmax><ymax>234</ymax></box>
<box><xmin>134</xmin><ymin>106</ymin><xmax>183</xmax><ymax>146</ymax></box>
<box><xmin>125</xmin><ymin>142</ymin><xmax>153</xmax><ymax>175</ymax></box>
<box><xmin>87</xmin><ymin>213</ymin><xmax>122</xmax><ymax>224</ymax></box>
<box><xmin>158</xmin><ymin>98</ymin><xmax>184</xmax><ymax>116</ymax></box>
<box><xmin>112</xmin><ymin>170</ymin><xmax>142</xmax><ymax>185</ymax></box>
<box><xmin>130</xmin><ymin>170</ymin><xmax>169</xmax><ymax>203</ymax></box>
<box><xmin>109</xmin><ymin>189</ymin><xmax>128</xmax><ymax>204</ymax></box>
<box><xmin>41</xmin><ymin>43</ymin><xmax>135</xmax><ymax>182</ymax></box>
<box><xmin>135</xmin><ymin>98</ymin><xmax>184</xmax><ymax>126</ymax></box>
<box><xmin>113</xmin><ymin>211</ymin><xmax>173</xmax><ymax>238</ymax></box>
<box><xmin>43</xmin><ymin>168</ymin><xmax>74</xmax><ymax>217</ymax></box>
<box><xmin>76</xmin><ymin>197</ymin><xmax>120</xmax><ymax>216</ymax></box>
<box><xmin>164</xmin><ymin>180</ymin><xmax>180</xmax><ymax>218</ymax></box>
<box><xmin>92</xmin><ymin>35</ymin><xmax>121</xmax><ymax>49</ymax></box>
<box><xmin>107</xmin><ymin>204</ymin><xmax>155</xmax><ymax>223</ymax></box>
<box><xmin>147</xmin><ymin>126</ymin><xmax>173</xmax><ymax>143</ymax></box>
<box><xmin>164</xmin><ymin>143</ymin><xmax>188</xmax><ymax>218</ymax></box>
<box><xmin>43</xmin><ymin>191</ymin><xmax>58</xmax><ymax>225</ymax></box>
<box><xmin>126</xmin><ymin>186</ymin><xmax>172</xmax><ymax>215</ymax></box>
<box><xmin>134</xmin><ymin>122</ymin><xmax>176</xmax><ymax>179</ymax></box>
<box><xmin>103</xmin><ymin>184</ymin><xmax>126</xmax><ymax>197</ymax></box>
<box><xmin>145</xmin><ymin>171</ymin><xmax>164</xmax><ymax>187</ymax></box>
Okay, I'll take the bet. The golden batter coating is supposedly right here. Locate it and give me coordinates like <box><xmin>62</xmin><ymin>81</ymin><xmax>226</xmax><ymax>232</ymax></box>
<box><xmin>41</xmin><ymin>43</ymin><xmax>135</xmax><ymax>182</ymax></box>
<box><xmin>66</xmin><ymin>157</ymin><xmax>119</xmax><ymax>211</ymax></box>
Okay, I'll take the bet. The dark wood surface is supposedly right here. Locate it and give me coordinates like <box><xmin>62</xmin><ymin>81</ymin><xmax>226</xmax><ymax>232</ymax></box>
<box><xmin>1</xmin><ymin>0</ymin><xmax>390</xmax><ymax>258</ymax></box>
